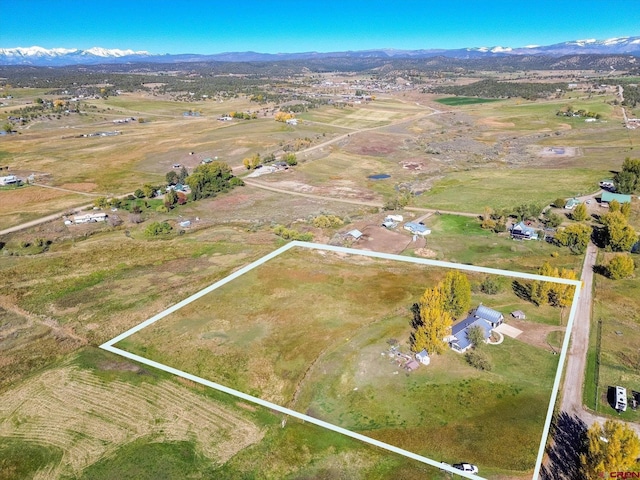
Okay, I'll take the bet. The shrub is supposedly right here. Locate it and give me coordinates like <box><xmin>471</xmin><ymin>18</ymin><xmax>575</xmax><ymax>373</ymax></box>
<box><xmin>144</xmin><ymin>221</ymin><xmax>172</xmax><ymax>237</ymax></box>
<box><xmin>465</xmin><ymin>350</ymin><xmax>492</xmax><ymax>371</ymax></box>
<box><xmin>606</xmin><ymin>254</ymin><xmax>635</xmax><ymax>279</ymax></box>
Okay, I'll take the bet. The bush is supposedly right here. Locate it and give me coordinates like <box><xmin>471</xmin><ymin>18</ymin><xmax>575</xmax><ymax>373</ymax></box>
<box><xmin>144</xmin><ymin>221</ymin><xmax>172</xmax><ymax>237</ymax></box>
<box><xmin>229</xmin><ymin>177</ymin><xmax>244</xmax><ymax>187</ymax></box>
<box><xmin>465</xmin><ymin>350</ymin><xmax>492</xmax><ymax>371</ymax></box>
<box><xmin>480</xmin><ymin>277</ymin><xmax>503</xmax><ymax>295</ymax></box>
<box><xmin>312</xmin><ymin>215</ymin><xmax>344</xmax><ymax>228</ymax></box>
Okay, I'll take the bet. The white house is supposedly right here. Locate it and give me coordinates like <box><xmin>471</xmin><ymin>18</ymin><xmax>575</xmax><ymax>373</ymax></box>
<box><xmin>403</xmin><ymin>222</ymin><xmax>431</xmax><ymax>236</ymax></box>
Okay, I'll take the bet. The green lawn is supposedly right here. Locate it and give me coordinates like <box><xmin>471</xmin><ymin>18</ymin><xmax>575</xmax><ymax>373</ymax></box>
<box><xmin>0</xmin><ymin>438</ymin><xmax>62</xmax><ymax>480</ymax></box>
<box><xmin>436</xmin><ymin>97</ymin><xmax>503</xmax><ymax>106</ymax></box>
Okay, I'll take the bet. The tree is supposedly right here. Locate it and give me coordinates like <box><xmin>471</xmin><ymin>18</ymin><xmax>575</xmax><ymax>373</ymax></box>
<box><xmin>166</xmin><ymin>171</ymin><xmax>179</xmax><ymax>185</ymax></box>
<box><xmin>2</xmin><ymin>123</ymin><xmax>12</xmax><ymax>134</ymax></box>
<box><xmin>614</xmin><ymin>170</ymin><xmax>637</xmax><ymax>194</ymax></box>
<box><xmin>620</xmin><ymin>202</ymin><xmax>631</xmax><ymax>219</ymax></box>
<box><xmin>410</xmin><ymin>286</ymin><xmax>452</xmax><ymax>355</ymax></box>
<box><xmin>606</xmin><ymin>254</ymin><xmax>635</xmax><ymax>279</ymax></box>
<box><xmin>554</xmin><ymin>223</ymin><xmax>591</xmax><ymax>254</ymax></box>
<box><xmin>601</xmin><ymin>211</ymin><xmax>637</xmax><ymax>252</ymax></box>
<box><xmin>93</xmin><ymin>197</ymin><xmax>107</xmax><ymax>208</ymax></box>
<box><xmin>467</xmin><ymin>326</ymin><xmax>486</xmax><ymax>348</ymax></box>
<box><xmin>165</xmin><ymin>189</ymin><xmax>178</xmax><ymax>207</ymax></box>
<box><xmin>550</xmin><ymin>268</ymin><xmax>577</xmax><ymax>309</ymax></box>
<box><xmin>481</xmin><ymin>206</ymin><xmax>496</xmax><ymax>230</ymax></box>
<box><xmin>282</xmin><ymin>153</ymin><xmax>298</xmax><ymax>166</ymax></box>
<box><xmin>543</xmin><ymin>210</ymin><xmax>563</xmax><ymax>228</ymax></box>
<box><xmin>572</xmin><ymin>203</ymin><xmax>588</xmax><ymax>222</ymax></box>
<box><xmin>134</xmin><ymin>188</ymin><xmax>145</xmax><ymax>198</ymax></box>
<box><xmin>553</xmin><ymin>198</ymin><xmax>566</xmax><ymax>208</ymax></box>
<box><xmin>608</xmin><ymin>199</ymin><xmax>621</xmax><ymax>213</ymax></box>
<box><xmin>178</xmin><ymin>166</ymin><xmax>189</xmax><ymax>183</ymax></box>
<box><xmin>441</xmin><ymin>270</ymin><xmax>471</xmax><ymax>318</ymax></box>
<box><xmin>142</xmin><ymin>184</ymin><xmax>156</xmax><ymax>198</ymax></box>
<box><xmin>580</xmin><ymin>420</ymin><xmax>640</xmax><ymax>480</ymax></box>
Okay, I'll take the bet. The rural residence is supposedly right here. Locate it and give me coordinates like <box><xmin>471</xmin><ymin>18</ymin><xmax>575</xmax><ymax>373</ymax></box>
<box><xmin>564</xmin><ymin>198</ymin><xmax>581</xmax><ymax>210</ymax></box>
<box><xmin>600</xmin><ymin>191</ymin><xmax>632</xmax><ymax>206</ymax></box>
<box><xmin>446</xmin><ymin>305</ymin><xmax>504</xmax><ymax>353</ymax></box>
<box><xmin>510</xmin><ymin>221</ymin><xmax>539</xmax><ymax>240</ymax></box>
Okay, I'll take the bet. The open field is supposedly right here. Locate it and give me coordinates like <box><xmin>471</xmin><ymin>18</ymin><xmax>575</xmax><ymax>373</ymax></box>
<box><xmin>115</xmin><ymin>246</ymin><xmax>564</xmax><ymax>476</ymax></box>
<box><xmin>586</xmin><ymin>255</ymin><xmax>640</xmax><ymax>422</ymax></box>
<box><xmin>435</xmin><ymin>97</ymin><xmax>503</xmax><ymax>106</ymax></box>
<box><xmin>0</xmin><ymin>349</ymin><xmax>264</xmax><ymax>479</ymax></box>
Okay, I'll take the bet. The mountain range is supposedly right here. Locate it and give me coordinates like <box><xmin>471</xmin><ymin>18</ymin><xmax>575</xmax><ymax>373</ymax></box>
<box><xmin>1</xmin><ymin>36</ymin><xmax>640</xmax><ymax>66</ymax></box>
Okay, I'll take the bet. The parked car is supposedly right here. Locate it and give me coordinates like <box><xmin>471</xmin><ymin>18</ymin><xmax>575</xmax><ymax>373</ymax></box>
<box><xmin>453</xmin><ymin>463</ymin><xmax>479</xmax><ymax>474</ymax></box>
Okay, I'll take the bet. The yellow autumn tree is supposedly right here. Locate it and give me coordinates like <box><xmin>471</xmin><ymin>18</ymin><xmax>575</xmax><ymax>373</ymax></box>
<box><xmin>441</xmin><ymin>270</ymin><xmax>471</xmax><ymax>318</ymax></box>
<box><xmin>274</xmin><ymin>111</ymin><xmax>295</xmax><ymax>122</ymax></box>
<box><xmin>580</xmin><ymin>420</ymin><xmax>640</xmax><ymax>480</ymax></box>
<box><xmin>411</xmin><ymin>285</ymin><xmax>452</xmax><ymax>354</ymax></box>
<box><xmin>531</xmin><ymin>261</ymin><xmax>558</xmax><ymax>306</ymax></box>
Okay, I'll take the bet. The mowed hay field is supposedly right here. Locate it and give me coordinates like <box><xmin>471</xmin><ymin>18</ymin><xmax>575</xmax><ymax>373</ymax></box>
<box><xmin>117</xmin><ymin>246</ymin><xmax>561</xmax><ymax>476</ymax></box>
<box><xmin>0</xmin><ymin>350</ymin><xmax>263</xmax><ymax>479</ymax></box>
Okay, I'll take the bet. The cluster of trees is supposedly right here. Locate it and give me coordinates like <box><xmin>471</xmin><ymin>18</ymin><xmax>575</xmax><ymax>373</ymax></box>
<box><xmin>481</xmin><ymin>203</ymin><xmax>543</xmax><ymax>233</ymax></box>
<box><xmin>621</xmin><ymin>84</ymin><xmax>640</xmax><ymax>108</ymax></box>
<box><xmin>144</xmin><ymin>221</ymin><xmax>172</xmax><ymax>237</ymax></box>
<box><xmin>184</xmin><ymin>161</ymin><xmax>243</xmax><ymax>201</ymax></box>
<box><xmin>614</xmin><ymin>157</ymin><xmax>640</xmax><ymax>194</ymax></box>
<box><xmin>434</xmin><ymin>79</ymin><xmax>567</xmax><ymax>101</ymax></box>
<box><xmin>530</xmin><ymin>261</ymin><xmax>577</xmax><ymax>308</ymax></box>
<box><xmin>571</xmin><ymin>203</ymin><xmax>589</xmax><ymax>222</ymax></box>
<box><xmin>166</xmin><ymin>166</ymin><xmax>189</xmax><ymax>186</ymax></box>
<box><xmin>272</xmin><ymin>224</ymin><xmax>313</xmax><ymax>241</ymax></box>
<box><xmin>410</xmin><ymin>271</ymin><xmax>471</xmax><ymax>355</ymax></box>
<box><xmin>274</xmin><ymin>111</ymin><xmax>295</xmax><ymax>122</ymax></box>
<box><xmin>580</xmin><ymin>420</ymin><xmax>640</xmax><ymax>479</ymax></box>
<box><xmin>243</xmin><ymin>152</ymin><xmax>298</xmax><ymax>170</ymax></box>
<box><xmin>556</xmin><ymin>105</ymin><xmax>601</xmax><ymax>119</ymax></box>
<box><xmin>227</xmin><ymin>111</ymin><xmax>258</xmax><ymax>120</ymax></box>
<box><xmin>383</xmin><ymin>191</ymin><xmax>412</xmax><ymax>211</ymax></box>
<box><xmin>600</xmin><ymin>209</ymin><xmax>637</xmax><ymax>252</ymax></box>
<box><xmin>242</xmin><ymin>153</ymin><xmax>262</xmax><ymax>170</ymax></box>
<box><xmin>555</xmin><ymin>223</ymin><xmax>592</xmax><ymax>254</ymax></box>
<box><xmin>311</xmin><ymin>215</ymin><xmax>344</xmax><ymax>228</ymax></box>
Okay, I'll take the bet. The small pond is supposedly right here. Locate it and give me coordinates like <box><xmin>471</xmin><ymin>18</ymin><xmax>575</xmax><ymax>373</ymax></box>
<box><xmin>368</xmin><ymin>173</ymin><xmax>391</xmax><ymax>180</ymax></box>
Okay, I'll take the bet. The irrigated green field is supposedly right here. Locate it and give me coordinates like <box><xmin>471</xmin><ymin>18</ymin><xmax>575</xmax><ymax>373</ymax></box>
<box><xmin>116</xmin><ymin>246</ymin><xmax>563</xmax><ymax>476</ymax></box>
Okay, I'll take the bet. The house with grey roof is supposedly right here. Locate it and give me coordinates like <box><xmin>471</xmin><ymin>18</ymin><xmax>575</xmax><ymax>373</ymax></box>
<box><xmin>446</xmin><ymin>305</ymin><xmax>504</xmax><ymax>353</ymax></box>
<box><xmin>415</xmin><ymin>349</ymin><xmax>430</xmax><ymax>365</ymax></box>
<box><xmin>510</xmin><ymin>221</ymin><xmax>538</xmax><ymax>240</ymax></box>
<box><xmin>403</xmin><ymin>222</ymin><xmax>431</xmax><ymax>236</ymax></box>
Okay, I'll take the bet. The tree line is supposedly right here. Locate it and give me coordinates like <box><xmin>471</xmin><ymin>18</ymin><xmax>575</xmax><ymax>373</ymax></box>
<box><xmin>433</xmin><ymin>79</ymin><xmax>567</xmax><ymax>100</ymax></box>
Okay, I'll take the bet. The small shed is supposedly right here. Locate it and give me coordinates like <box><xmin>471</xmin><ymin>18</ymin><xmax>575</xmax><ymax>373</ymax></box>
<box><xmin>511</xmin><ymin>310</ymin><xmax>526</xmax><ymax>320</ymax></box>
<box><xmin>416</xmin><ymin>349</ymin><xmax>430</xmax><ymax>365</ymax></box>
<box><xmin>405</xmin><ymin>360</ymin><xmax>420</xmax><ymax>372</ymax></box>
<box><xmin>346</xmin><ymin>229</ymin><xmax>363</xmax><ymax>240</ymax></box>
<box><xmin>564</xmin><ymin>198</ymin><xmax>580</xmax><ymax>210</ymax></box>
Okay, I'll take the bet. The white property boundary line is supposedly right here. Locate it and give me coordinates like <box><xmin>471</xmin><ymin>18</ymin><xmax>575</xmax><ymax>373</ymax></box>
<box><xmin>101</xmin><ymin>241</ymin><xmax>582</xmax><ymax>480</ymax></box>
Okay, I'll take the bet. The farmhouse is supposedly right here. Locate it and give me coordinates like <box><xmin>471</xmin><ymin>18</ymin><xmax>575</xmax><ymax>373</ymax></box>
<box><xmin>447</xmin><ymin>305</ymin><xmax>504</xmax><ymax>353</ymax></box>
<box><xmin>600</xmin><ymin>191</ymin><xmax>632</xmax><ymax>206</ymax></box>
<box><xmin>0</xmin><ymin>175</ymin><xmax>19</xmax><ymax>186</ymax></box>
<box><xmin>73</xmin><ymin>213</ymin><xmax>107</xmax><ymax>224</ymax></box>
<box><xmin>510</xmin><ymin>221</ymin><xmax>538</xmax><ymax>240</ymax></box>
<box><xmin>403</xmin><ymin>222</ymin><xmax>431</xmax><ymax>236</ymax></box>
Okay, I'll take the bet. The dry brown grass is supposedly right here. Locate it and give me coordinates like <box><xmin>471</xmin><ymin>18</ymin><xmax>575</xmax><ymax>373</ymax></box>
<box><xmin>0</xmin><ymin>363</ymin><xmax>263</xmax><ymax>478</ymax></box>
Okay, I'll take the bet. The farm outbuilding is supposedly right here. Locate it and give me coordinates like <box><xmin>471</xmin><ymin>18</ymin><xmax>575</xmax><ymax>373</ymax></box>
<box><xmin>346</xmin><ymin>229</ymin><xmax>363</xmax><ymax>240</ymax></box>
<box><xmin>511</xmin><ymin>310</ymin><xmax>526</xmax><ymax>320</ymax></box>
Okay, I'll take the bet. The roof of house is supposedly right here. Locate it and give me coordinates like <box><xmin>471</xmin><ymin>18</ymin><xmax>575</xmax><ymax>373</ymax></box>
<box><xmin>511</xmin><ymin>310</ymin><xmax>526</xmax><ymax>318</ymax></box>
<box><xmin>451</xmin><ymin>318</ymin><xmax>492</xmax><ymax>351</ymax></box>
<box><xmin>601</xmin><ymin>191</ymin><xmax>632</xmax><ymax>204</ymax></box>
<box><xmin>475</xmin><ymin>305</ymin><xmax>504</xmax><ymax>324</ymax></box>
<box><xmin>511</xmin><ymin>221</ymin><xmax>537</xmax><ymax>236</ymax></box>
<box><xmin>565</xmin><ymin>197</ymin><xmax>581</xmax><ymax>208</ymax></box>
<box><xmin>416</xmin><ymin>349</ymin><xmax>429</xmax><ymax>360</ymax></box>
<box><xmin>404</xmin><ymin>222</ymin><xmax>430</xmax><ymax>234</ymax></box>
<box><xmin>405</xmin><ymin>360</ymin><xmax>420</xmax><ymax>371</ymax></box>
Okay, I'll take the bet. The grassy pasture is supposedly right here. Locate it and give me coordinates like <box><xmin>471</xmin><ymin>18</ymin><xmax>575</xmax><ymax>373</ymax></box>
<box><xmin>116</xmin><ymin>245</ymin><xmax>562</xmax><ymax>475</ymax></box>
<box><xmin>587</xmin><ymin>261</ymin><xmax>640</xmax><ymax>422</ymax></box>
<box><xmin>435</xmin><ymin>96</ymin><xmax>503</xmax><ymax>106</ymax></box>
<box><xmin>416</xmin><ymin>167</ymin><xmax>606</xmax><ymax>212</ymax></box>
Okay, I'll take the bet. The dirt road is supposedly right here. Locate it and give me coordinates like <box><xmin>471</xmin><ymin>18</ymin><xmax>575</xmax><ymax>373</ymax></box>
<box><xmin>560</xmin><ymin>242</ymin><xmax>640</xmax><ymax>436</ymax></box>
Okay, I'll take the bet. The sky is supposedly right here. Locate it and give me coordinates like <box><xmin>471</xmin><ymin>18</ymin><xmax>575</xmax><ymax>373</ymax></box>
<box><xmin>2</xmin><ymin>0</ymin><xmax>640</xmax><ymax>54</ymax></box>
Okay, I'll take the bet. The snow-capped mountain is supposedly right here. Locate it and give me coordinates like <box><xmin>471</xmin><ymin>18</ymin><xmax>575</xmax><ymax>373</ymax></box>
<box><xmin>0</xmin><ymin>46</ymin><xmax>151</xmax><ymax>65</ymax></box>
<box><xmin>0</xmin><ymin>36</ymin><xmax>639</xmax><ymax>66</ymax></box>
